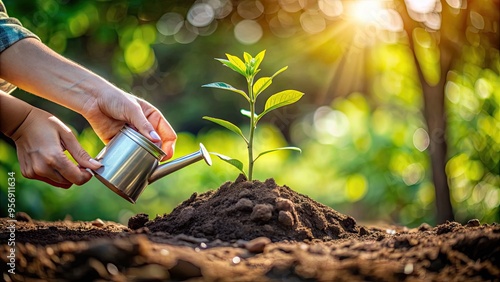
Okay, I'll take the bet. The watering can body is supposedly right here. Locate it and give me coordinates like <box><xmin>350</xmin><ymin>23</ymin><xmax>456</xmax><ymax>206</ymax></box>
<box><xmin>93</xmin><ymin>125</ymin><xmax>211</xmax><ymax>203</ymax></box>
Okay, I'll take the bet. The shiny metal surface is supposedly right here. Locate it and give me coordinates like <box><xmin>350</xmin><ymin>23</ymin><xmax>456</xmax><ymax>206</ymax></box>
<box><xmin>120</xmin><ymin>126</ymin><xmax>165</xmax><ymax>160</ymax></box>
<box><xmin>149</xmin><ymin>143</ymin><xmax>212</xmax><ymax>183</ymax></box>
<box><xmin>93</xmin><ymin>125</ymin><xmax>212</xmax><ymax>203</ymax></box>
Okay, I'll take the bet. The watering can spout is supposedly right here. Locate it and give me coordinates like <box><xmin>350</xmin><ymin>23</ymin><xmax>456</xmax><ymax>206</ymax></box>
<box><xmin>148</xmin><ymin>143</ymin><xmax>212</xmax><ymax>184</ymax></box>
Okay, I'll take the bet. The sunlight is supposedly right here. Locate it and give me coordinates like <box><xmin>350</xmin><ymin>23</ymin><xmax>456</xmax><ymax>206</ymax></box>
<box><xmin>347</xmin><ymin>0</ymin><xmax>386</xmax><ymax>24</ymax></box>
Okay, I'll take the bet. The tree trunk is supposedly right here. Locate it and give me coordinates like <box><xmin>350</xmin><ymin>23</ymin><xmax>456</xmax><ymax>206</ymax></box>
<box><xmin>413</xmin><ymin>41</ymin><xmax>455</xmax><ymax>223</ymax></box>
<box><xmin>419</xmin><ymin>69</ymin><xmax>454</xmax><ymax>223</ymax></box>
<box><xmin>397</xmin><ymin>0</ymin><xmax>457</xmax><ymax>224</ymax></box>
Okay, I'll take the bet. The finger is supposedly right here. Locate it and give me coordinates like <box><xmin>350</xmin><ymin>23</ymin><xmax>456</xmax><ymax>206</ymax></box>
<box><xmin>59</xmin><ymin>130</ymin><xmax>102</xmax><ymax>170</ymax></box>
<box><xmin>34</xmin><ymin>174</ymin><xmax>73</xmax><ymax>189</ymax></box>
<box><xmin>145</xmin><ymin>110</ymin><xmax>177</xmax><ymax>160</ymax></box>
<box><xmin>158</xmin><ymin>122</ymin><xmax>177</xmax><ymax>160</ymax></box>
<box><xmin>127</xmin><ymin>104</ymin><xmax>160</xmax><ymax>144</ymax></box>
<box><xmin>17</xmin><ymin>146</ymin><xmax>72</xmax><ymax>188</ymax></box>
<box><xmin>29</xmin><ymin>161</ymin><xmax>73</xmax><ymax>188</ymax></box>
<box><xmin>50</xmin><ymin>116</ymin><xmax>103</xmax><ymax>171</ymax></box>
<box><xmin>161</xmin><ymin>139</ymin><xmax>176</xmax><ymax>161</ymax></box>
<box><xmin>47</xmin><ymin>146</ymin><xmax>93</xmax><ymax>186</ymax></box>
<box><xmin>52</xmin><ymin>156</ymin><xmax>93</xmax><ymax>186</ymax></box>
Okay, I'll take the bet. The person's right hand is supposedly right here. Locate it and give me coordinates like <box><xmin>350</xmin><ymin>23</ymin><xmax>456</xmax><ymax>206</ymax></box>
<box><xmin>10</xmin><ymin>107</ymin><xmax>102</xmax><ymax>188</ymax></box>
<box><xmin>81</xmin><ymin>90</ymin><xmax>177</xmax><ymax>161</ymax></box>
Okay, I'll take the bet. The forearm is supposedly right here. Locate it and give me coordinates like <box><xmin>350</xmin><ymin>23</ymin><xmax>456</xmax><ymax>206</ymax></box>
<box><xmin>0</xmin><ymin>90</ymin><xmax>33</xmax><ymax>137</ymax></box>
<box><xmin>0</xmin><ymin>38</ymin><xmax>114</xmax><ymax>114</ymax></box>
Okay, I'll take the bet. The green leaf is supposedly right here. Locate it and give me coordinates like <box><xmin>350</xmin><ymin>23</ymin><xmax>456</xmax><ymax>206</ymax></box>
<box><xmin>202</xmin><ymin>82</ymin><xmax>249</xmax><ymax>102</ymax></box>
<box><xmin>254</xmin><ymin>147</ymin><xmax>302</xmax><ymax>162</ymax></box>
<box><xmin>215</xmin><ymin>58</ymin><xmax>246</xmax><ymax>77</ymax></box>
<box><xmin>202</xmin><ymin>116</ymin><xmax>248</xmax><ymax>143</ymax></box>
<box><xmin>271</xmin><ymin>66</ymin><xmax>288</xmax><ymax>78</ymax></box>
<box><xmin>252</xmin><ymin>66</ymin><xmax>288</xmax><ymax>98</ymax></box>
<box><xmin>211</xmin><ymin>152</ymin><xmax>246</xmax><ymax>176</ymax></box>
<box><xmin>253</xmin><ymin>77</ymin><xmax>272</xmax><ymax>98</ymax></box>
<box><xmin>253</xmin><ymin>50</ymin><xmax>266</xmax><ymax>72</ymax></box>
<box><xmin>243</xmin><ymin>52</ymin><xmax>252</xmax><ymax>64</ymax></box>
<box><xmin>240</xmin><ymin>109</ymin><xmax>257</xmax><ymax>119</ymax></box>
<box><xmin>257</xmin><ymin>90</ymin><xmax>304</xmax><ymax>121</ymax></box>
<box><xmin>225</xmin><ymin>54</ymin><xmax>246</xmax><ymax>76</ymax></box>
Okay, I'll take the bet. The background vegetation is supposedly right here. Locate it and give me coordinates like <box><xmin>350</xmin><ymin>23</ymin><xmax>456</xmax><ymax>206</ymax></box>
<box><xmin>1</xmin><ymin>0</ymin><xmax>498</xmax><ymax>227</ymax></box>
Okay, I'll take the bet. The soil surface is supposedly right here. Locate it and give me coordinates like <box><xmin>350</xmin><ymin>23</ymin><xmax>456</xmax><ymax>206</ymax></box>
<box><xmin>1</xmin><ymin>176</ymin><xmax>499</xmax><ymax>281</ymax></box>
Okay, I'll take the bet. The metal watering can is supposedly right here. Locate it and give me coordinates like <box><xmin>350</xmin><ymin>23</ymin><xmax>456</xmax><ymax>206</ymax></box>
<box><xmin>93</xmin><ymin>125</ymin><xmax>212</xmax><ymax>203</ymax></box>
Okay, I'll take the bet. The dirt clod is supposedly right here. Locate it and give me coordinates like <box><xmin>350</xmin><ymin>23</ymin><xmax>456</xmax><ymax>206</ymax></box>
<box><xmin>251</xmin><ymin>203</ymin><xmax>274</xmax><ymax>222</ymax></box>
<box><xmin>91</xmin><ymin>219</ymin><xmax>105</xmax><ymax>227</ymax></box>
<box><xmin>128</xmin><ymin>213</ymin><xmax>149</xmax><ymax>230</ymax></box>
<box><xmin>278</xmin><ymin>210</ymin><xmax>295</xmax><ymax>227</ymax></box>
<box><xmin>466</xmin><ymin>218</ymin><xmax>480</xmax><ymax>227</ymax></box>
<box><xmin>234</xmin><ymin>198</ymin><xmax>254</xmax><ymax>211</ymax></box>
<box><xmin>16</xmin><ymin>212</ymin><xmax>32</xmax><ymax>222</ymax></box>
<box><xmin>245</xmin><ymin>237</ymin><xmax>271</xmax><ymax>253</ymax></box>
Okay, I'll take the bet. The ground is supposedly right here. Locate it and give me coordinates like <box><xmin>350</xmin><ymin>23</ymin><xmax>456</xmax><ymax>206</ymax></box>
<box><xmin>1</xmin><ymin>176</ymin><xmax>499</xmax><ymax>281</ymax></box>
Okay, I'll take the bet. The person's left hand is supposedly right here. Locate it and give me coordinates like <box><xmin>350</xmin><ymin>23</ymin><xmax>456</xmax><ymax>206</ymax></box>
<box><xmin>11</xmin><ymin>108</ymin><xmax>102</xmax><ymax>188</ymax></box>
<box><xmin>81</xmin><ymin>90</ymin><xmax>177</xmax><ymax>161</ymax></box>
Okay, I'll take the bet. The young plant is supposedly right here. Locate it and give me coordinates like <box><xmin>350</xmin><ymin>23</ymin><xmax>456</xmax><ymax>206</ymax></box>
<box><xmin>203</xmin><ymin>50</ymin><xmax>304</xmax><ymax>180</ymax></box>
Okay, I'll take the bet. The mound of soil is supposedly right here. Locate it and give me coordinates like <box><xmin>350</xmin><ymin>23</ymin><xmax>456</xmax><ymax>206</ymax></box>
<box><xmin>139</xmin><ymin>175</ymin><xmax>369</xmax><ymax>242</ymax></box>
<box><xmin>1</xmin><ymin>177</ymin><xmax>499</xmax><ymax>281</ymax></box>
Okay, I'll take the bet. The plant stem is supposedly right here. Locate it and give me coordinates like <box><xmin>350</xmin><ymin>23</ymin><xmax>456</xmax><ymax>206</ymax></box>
<box><xmin>248</xmin><ymin>77</ymin><xmax>255</xmax><ymax>181</ymax></box>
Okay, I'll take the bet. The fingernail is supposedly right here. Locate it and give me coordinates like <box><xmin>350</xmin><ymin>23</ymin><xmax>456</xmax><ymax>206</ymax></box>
<box><xmin>89</xmin><ymin>158</ymin><xmax>102</xmax><ymax>167</ymax></box>
<box><xmin>150</xmin><ymin>130</ymin><xmax>161</xmax><ymax>141</ymax></box>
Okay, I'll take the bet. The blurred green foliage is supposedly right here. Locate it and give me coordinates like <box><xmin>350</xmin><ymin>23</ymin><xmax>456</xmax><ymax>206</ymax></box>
<box><xmin>1</xmin><ymin>0</ymin><xmax>498</xmax><ymax>226</ymax></box>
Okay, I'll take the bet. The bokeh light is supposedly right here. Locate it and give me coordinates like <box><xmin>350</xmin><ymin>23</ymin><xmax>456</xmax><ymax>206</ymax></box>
<box><xmin>279</xmin><ymin>0</ymin><xmax>302</xmax><ymax>13</ymax></box>
<box><xmin>234</xmin><ymin>19</ymin><xmax>263</xmax><ymax>44</ymax></box>
<box><xmin>237</xmin><ymin>0</ymin><xmax>264</xmax><ymax>19</ymax></box>
<box><xmin>124</xmin><ymin>39</ymin><xmax>155</xmax><ymax>73</ymax></box>
<box><xmin>269</xmin><ymin>10</ymin><xmax>297</xmax><ymax>38</ymax></box>
<box><xmin>210</xmin><ymin>0</ymin><xmax>233</xmax><ymax>19</ymax></box>
<box><xmin>345</xmin><ymin>174</ymin><xmax>368</xmax><ymax>201</ymax></box>
<box><xmin>300</xmin><ymin>9</ymin><xmax>326</xmax><ymax>34</ymax></box>
<box><xmin>413</xmin><ymin>128</ymin><xmax>430</xmax><ymax>152</ymax></box>
<box><xmin>445</xmin><ymin>0</ymin><xmax>463</xmax><ymax>10</ymax></box>
<box><xmin>319</xmin><ymin>0</ymin><xmax>343</xmax><ymax>18</ymax></box>
<box><xmin>187</xmin><ymin>3</ymin><xmax>215</xmax><ymax>27</ymax></box>
<box><xmin>405</xmin><ymin>0</ymin><xmax>437</xmax><ymax>14</ymax></box>
<box><xmin>346</xmin><ymin>0</ymin><xmax>385</xmax><ymax>24</ymax></box>
<box><xmin>68</xmin><ymin>12</ymin><xmax>89</xmax><ymax>38</ymax></box>
<box><xmin>174</xmin><ymin>22</ymin><xmax>198</xmax><ymax>44</ymax></box>
<box><xmin>157</xmin><ymin>13</ymin><xmax>184</xmax><ymax>36</ymax></box>
<box><xmin>313</xmin><ymin>106</ymin><xmax>350</xmax><ymax>144</ymax></box>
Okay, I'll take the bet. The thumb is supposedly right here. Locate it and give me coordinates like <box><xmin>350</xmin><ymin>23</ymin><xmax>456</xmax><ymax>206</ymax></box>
<box><xmin>60</xmin><ymin>130</ymin><xmax>102</xmax><ymax>170</ymax></box>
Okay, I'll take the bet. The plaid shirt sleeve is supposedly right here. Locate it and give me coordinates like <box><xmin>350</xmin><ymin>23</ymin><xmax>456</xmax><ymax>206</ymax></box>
<box><xmin>0</xmin><ymin>0</ymin><xmax>40</xmax><ymax>93</ymax></box>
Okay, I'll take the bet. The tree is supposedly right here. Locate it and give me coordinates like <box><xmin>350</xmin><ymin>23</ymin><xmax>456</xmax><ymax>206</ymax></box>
<box><xmin>395</xmin><ymin>0</ymin><xmax>499</xmax><ymax>223</ymax></box>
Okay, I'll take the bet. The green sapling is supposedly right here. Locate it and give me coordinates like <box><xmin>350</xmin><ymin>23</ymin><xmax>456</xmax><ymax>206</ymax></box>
<box><xmin>203</xmin><ymin>50</ymin><xmax>304</xmax><ymax>180</ymax></box>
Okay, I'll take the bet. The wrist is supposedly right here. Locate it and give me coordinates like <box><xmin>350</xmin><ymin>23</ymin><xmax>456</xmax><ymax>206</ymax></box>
<box><xmin>9</xmin><ymin>107</ymin><xmax>38</xmax><ymax>141</ymax></box>
<box><xmin>0</xmin><ymin>91</ymin><xmax>35</xmax><ymax>138</ymax></box>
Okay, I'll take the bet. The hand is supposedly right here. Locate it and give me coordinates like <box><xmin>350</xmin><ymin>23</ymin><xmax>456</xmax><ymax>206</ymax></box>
<box><xmin>11</xmin><ymin>108</ymin><xmax>102</xmax><ymax>188</ymax></box>
<box><xmin>81</xmin><ymin>90</ymin><xmax>177</xmax><ymax>161</ymax></box>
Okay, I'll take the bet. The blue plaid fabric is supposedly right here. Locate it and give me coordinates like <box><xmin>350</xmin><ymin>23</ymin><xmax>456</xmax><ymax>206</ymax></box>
<box><xmin>0</xmin><ymin>0</ymin><xmax>40</xmax><ymax>93</ymax></box>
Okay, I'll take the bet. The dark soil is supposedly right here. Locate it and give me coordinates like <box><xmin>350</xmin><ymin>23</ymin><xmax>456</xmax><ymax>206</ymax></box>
<box><xmin>141</xmin><ymin>175</ymin><xmax>367</xmax><ymax>242</ymax></box>
<box><xmin>1</xmin><ymin>177</ymin><xmax>499</xmax><ymax>281</ymax></box>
